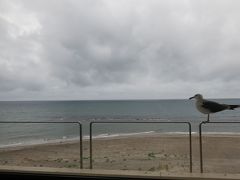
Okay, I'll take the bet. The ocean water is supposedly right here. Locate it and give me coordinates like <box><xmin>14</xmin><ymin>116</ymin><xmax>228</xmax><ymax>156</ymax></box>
<box><xmin>0</xmin><ymin>99</ymin><xmax>240</xmax><ymax>147</ymax></box>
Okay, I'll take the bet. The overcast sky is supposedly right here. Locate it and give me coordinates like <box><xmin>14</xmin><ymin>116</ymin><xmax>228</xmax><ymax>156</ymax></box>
<box><xmin>1</xmin><ymin>0</ymin><xmax>240</xmax><ymax>100</ymax></box>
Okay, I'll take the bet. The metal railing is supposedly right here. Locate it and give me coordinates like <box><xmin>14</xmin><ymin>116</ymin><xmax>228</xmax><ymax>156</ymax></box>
<box><xmin>199</xmin><ymin>121</ymin><xmax>240</xmax><ymax>173</ymax></box>
<box><xmin>2</xmin><ymin>119</ymin><xmax>240</xmax><ymax>173</ymax></box>
<box><xmin>0</xmin><ymin>121</ymin><xmax>83</xmax><ymax>169</ymax></box>
<box><xmin>89</xmin><ymin>121</ymin><xmax>192</xmax><ymax>172</ymax></box>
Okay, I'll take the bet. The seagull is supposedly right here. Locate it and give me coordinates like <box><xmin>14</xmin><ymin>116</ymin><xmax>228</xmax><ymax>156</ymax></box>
<box><xmin>189</xmin><ymin>94</ymin><xmax>240</xmax><ymax>122</ymax></box>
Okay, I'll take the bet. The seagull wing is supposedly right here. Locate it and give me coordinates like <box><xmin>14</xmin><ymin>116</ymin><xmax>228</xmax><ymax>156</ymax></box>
<box><xmin>201</xmin><ymin>100</ymin><xmax>228</xmax><ymax>113</ymax></box>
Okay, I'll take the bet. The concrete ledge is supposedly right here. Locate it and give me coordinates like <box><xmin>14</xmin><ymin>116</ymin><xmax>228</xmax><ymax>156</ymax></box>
<box><xmin>0</xmin><ymin>166</ymin><xmax>240</xmax><ymax>180</ymax></box>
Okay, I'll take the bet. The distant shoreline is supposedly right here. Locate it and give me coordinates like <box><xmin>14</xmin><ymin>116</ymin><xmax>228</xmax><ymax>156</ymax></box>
<box><xmin>1</xmin><ymin>131</ymin><xmax>240</xmax><ymax>150</ymax></box>
<box><xmin>1</xmin><ymin>97</ymin><xmax>240</xmax><ymax>102</ymax></box>
<box><xmin>2</xmin><ymin>131</ymin><xmax>240</xmax><ymax>150</ymax></box>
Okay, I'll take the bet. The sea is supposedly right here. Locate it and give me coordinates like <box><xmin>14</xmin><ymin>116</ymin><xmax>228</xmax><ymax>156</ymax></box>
<box><xmin>0</xmin><ymin>99</ymin><xmax>240</xmax><ymax>148</ymax></box>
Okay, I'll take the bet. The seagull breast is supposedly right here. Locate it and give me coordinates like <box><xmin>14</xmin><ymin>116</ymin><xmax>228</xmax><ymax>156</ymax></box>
<box><xmin>196</xmin><ymin>100</ymin><xmax>211</xmax><ymax>114</ymax></box>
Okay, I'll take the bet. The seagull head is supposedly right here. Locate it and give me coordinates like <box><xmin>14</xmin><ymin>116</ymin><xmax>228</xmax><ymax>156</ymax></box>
<box><xmin>189</xmin><ymin>94</ymin><xmax>203</xmax><ymax>100</ymax></box>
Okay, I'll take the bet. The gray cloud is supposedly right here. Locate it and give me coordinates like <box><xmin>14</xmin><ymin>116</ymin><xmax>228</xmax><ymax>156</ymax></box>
<box><xmin>1</xmin><ymin>0</ymin><xmax>240</xmax><ymax>100</ymax></box>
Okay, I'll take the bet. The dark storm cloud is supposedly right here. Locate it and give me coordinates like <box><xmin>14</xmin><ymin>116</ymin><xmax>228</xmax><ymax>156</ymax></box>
<box><xmin>1</xmin><ymin>0</ymin><xmax>240</xmax><ymax>100</ymax></box>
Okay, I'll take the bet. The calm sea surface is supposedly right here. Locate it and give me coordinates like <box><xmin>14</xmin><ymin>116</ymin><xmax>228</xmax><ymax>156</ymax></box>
<box><xmin>0</xmin><ymin>99</ymin><xmax>240</xmax><ymax>147</ymax></box>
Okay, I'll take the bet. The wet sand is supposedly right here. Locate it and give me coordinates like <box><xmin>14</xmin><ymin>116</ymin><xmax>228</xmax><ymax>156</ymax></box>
<box><xmin>1</xmin><ymin>134</ymin><xmax>240</xmax><ymax>174</ymax></box>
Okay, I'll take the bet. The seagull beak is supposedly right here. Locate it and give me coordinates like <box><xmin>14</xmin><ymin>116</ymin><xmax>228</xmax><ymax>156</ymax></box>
<box><xmin>189</xmin><ymin>96</ymin><xmax>195</xmax><ymax>100</ymax></box>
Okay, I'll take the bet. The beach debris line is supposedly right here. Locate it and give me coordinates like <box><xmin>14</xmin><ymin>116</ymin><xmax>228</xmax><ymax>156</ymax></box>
<box><xmin>189</xmin><ymin>94</ymin><xmax>240</xmax><ymax>122</ymax></box>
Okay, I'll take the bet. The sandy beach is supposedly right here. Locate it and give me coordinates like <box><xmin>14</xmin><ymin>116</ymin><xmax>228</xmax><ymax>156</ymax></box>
<box><xmin>1</xmin><ymin>133</ymin><xmax>240</xmax><ymax>174</ymax></box>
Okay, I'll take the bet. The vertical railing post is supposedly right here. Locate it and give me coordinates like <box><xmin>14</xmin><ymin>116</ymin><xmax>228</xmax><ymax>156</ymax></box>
<box><xmin>90</xmin><ymin>122</ymin><xmax>93</xmax><ymax>169</ymax></box>
<box><xmin>78</xmin><ymin>122</ymin><xmax>83</xmax><ymax>169</ymax></box>
<box><xmin>199</xmin><ymin>121</ymin><xmax>204</xmax><ymax>173</ymax></box>
<box><xmin>188</xmin><ymin>122</ymin><xmax>192</xmax><ymax>173</ymax></box>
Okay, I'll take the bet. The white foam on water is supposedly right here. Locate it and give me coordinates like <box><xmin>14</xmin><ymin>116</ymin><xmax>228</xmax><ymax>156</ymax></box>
<box><xmin>1</xmin><ymin>131</ymin><xmax>240</xmax><ymax>149</ymax></box>
<box><xmin>202</xmin><ymin>132</ymin><xmax>240</xmax><ymax>135</ymax></box>
<box><xmin>0</xmin><ymin>136</ymin><xmax>79</xmax><ymax>149</ymax></box>
<box><xmin>83</xmin><ymin>131</ymin><xmax>156</xmax><ymax>140</ymax></box>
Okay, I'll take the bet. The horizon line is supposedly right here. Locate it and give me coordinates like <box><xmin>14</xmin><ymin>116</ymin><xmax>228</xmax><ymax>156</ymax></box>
<box><xmin>0</xmin><ymin>97</ymin><xmax>239</xmax><ymax>102</ymax></box>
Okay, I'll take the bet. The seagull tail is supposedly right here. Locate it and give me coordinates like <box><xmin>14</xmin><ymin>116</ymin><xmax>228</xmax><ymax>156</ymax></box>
<box><xmin>228</xmin><ymin>105</ymin><xmax>240</xmax><ymax>110</ymax></box>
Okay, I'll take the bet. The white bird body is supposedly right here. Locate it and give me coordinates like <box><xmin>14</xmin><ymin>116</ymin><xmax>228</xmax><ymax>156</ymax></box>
<box><xmin>189</xmin><ymin>94</ymin><xmax>240</xmax><ymax>122</ymax></box>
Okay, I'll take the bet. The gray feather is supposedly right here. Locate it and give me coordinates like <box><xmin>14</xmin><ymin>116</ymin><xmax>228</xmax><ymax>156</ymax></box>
<box><xmin>201</xmin><ymin>100</ymin><xmax>228</xmax><ymax>113</ymax></box>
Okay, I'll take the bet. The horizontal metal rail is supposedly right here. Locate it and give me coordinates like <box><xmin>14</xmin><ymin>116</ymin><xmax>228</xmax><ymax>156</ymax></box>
<box><xmin>90</xmin><ymin>121</ymin><xmax>192</xmax><ymax>172</ymax></box>
<box><xmin>0</xmin><ymin>121</ymin><xmax>83</xmax><ymax>169</ymax></box>
<box><xmin>199</xmin><ymin>121</ymin><xmax>240</xmax><ymax>173</ymax></box>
